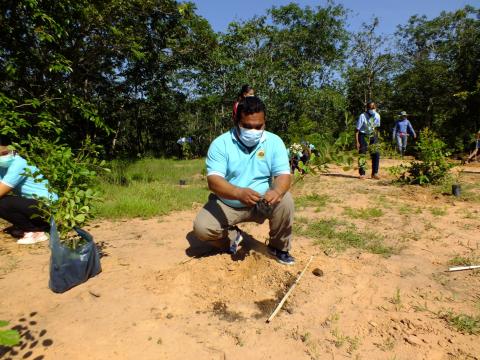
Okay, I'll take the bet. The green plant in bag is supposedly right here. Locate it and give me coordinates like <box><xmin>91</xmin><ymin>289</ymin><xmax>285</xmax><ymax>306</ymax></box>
<box><xmin>389</xmin><ymin>128</ymin><xmax>453</xmax><ymax>185</ymax></box>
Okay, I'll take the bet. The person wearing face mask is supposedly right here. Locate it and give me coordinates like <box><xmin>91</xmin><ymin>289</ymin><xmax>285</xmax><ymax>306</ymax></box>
<box><xmin>193</xmin><ymin>96</ymin><xmax>295</xmax><ymax>265</ymax></box>
<box><xmin>355</xmin><ymin>101</ymin><xmax>381</xmax><ymax>180</ymax></box>
<box><xmin>232</xmin><ymin>84</ymin><xmax>255</xmax><ymax>121</ymax></box>
<box><xmin>0</xmin><ymin>135</ymin><xmax>57</xmax><ymax>244</ymax></box>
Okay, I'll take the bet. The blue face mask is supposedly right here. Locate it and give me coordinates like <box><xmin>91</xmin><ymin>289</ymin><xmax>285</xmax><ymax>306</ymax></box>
<box><xmin>0</xmin><ymin>153</ymin><xmax>15</xmax><ymax>168</ymax></box>
<box><xmin>238</xmin><ymin>127</ymin><xmax>264</xmax><ymax>147</ymax></box>
<box><xmin>368</xmin><ymin>109</ymin><xmax>376</xmax><ymax>116</ymax></box>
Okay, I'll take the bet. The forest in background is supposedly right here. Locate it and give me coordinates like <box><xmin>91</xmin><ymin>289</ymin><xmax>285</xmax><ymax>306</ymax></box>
<box><xmin>1</xmin><ymin>0</ymin><xmax>479</xmax><ymax>158</ymax></box>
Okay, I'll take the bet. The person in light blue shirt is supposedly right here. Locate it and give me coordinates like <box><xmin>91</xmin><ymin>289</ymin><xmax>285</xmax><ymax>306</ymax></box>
<box><xmin>355</xmin><ymin>101</ymin><xmax>381</xmax><ymax>179</ymax></box>
<box><xmin>193</xmin><ymin>96</ymin><xmax>295</xmax><ymax>265</ymax></box>
<box><xmin>0</xmin><ymin>135</ymin><xmax>57</xmax><ymax>244</ymax></box>
<box><xmin>393</xmin><ymin>111</ymin><xmax>416</xmax><ymax>156</ymax></box>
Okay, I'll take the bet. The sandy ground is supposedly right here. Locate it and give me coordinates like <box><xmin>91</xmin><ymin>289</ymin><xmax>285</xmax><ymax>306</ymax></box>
<box><xmin>1</xmin><ymin>159</ymin><xmax>480</xmax><ymax>360</ymax></box>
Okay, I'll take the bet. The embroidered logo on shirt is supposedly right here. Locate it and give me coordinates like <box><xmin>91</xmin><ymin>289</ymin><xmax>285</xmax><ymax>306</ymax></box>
<box><xmin>257</xmin><ymin>149</ymin><xmax>265</xmax><ymax>159</ymax></box>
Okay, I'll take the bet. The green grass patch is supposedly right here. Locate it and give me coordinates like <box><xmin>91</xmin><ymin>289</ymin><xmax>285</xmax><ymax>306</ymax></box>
<box><xmin>96</xmin><ymin>158</ymin><xmax>209</xmax><ymax>218</ymax></box>
<box><xmin>398</xmin><ymin>204</ymin><xmax>422</xmax><ymax>215</ymax></box>
<box><xmin>296</xmin><ymin>194</ymin><xmax>330</xmax><ymax>210</ymax></box>
<box><xmin>459</xmin><ymin>183</ymin><xmax>480</xmax><ymax>203</ymax></box>
<box><xmin>296</xmin><ymin>218</ymin><xmax>394</xmax><ymax>256</ymax></box>
<box><xmin>459</xmin><ymin>209</ymin><xmax>479</xmax><ymax>220</ymax></box>
<box><xmin>343</xmin><ymin>206</ymin><xmax>383</xmax><ymax>219</ymax></box>
<box><xmin>398</xmin><ymin>205</ymin><xmax>409</xmax><ymax>215</ymax></box>
<box><xmin>435</xmin><ymin>179</ymin><xmax>480</xmax><ymax>203</ymax></box>
<box><xmin>389</xmin><ymin>288</ymin><xmax>403</xmax><ymax>311</ymax></box>
<box><xmin>439</xmin><ymin>310</ymin><xmax>480</xmax><ymax>334</ymax></box>
<box><xmin>429</xmin><ymin>207</ymin><xmax>447</xmax><ymax>216</ymax></box>
<box><xmin>295</xmin><ymin>216</ymin><xmax>309</xmax><ymax>224</ymax></box>
<box><xmin>371</xmin><ymin>195</ymin><xmax>393</xmax><ymax>209</ymax></box>
<box><xmin>448</xmin><ymin>254</ymin><xmax>478</xmax><ymax>266</ymax></box>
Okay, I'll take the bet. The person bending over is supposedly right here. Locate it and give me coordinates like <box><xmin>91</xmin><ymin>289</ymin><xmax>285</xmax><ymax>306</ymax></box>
<box><xmin>0</xmin><ymin>135</ymin><xmax>57</xmax><ymax>244</ymax></box>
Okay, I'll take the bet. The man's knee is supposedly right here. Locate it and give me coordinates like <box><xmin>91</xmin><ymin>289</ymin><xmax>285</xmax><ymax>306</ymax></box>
<box><xmin>274</xmin><ymin>192</ymin><xmax>294</xmax><ymax>216</ymax></box>
<box><xmin>193</xmin><ymin>213</ymin><xmax>224</xmax><ymax>242</ymax></box>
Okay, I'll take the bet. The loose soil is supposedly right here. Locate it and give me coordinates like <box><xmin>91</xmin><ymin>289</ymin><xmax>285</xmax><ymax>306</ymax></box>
<box><xmin>1</xmin><ymin>160</ymin><xmax>480</xmax><ymax>359</ymax></box>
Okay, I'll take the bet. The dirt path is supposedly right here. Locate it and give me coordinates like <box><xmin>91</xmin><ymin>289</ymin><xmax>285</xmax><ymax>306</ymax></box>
<box><xmin>1</xmin><ymin>160</ymin><xmax>479</xmax><ymax>359</ymax></box>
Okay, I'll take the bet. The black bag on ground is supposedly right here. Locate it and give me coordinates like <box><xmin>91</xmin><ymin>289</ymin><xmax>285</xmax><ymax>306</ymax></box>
<box><xmin>49</xmin><ymin>218</ymin><xmax>101</xmax><ymax>293</ymax></box>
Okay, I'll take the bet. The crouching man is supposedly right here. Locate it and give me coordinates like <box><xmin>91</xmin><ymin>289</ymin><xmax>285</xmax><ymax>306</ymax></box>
<box><xmin>193</xmin><ymin>96</ymin><xmax>295</xmax><ymax>265</ymax></box>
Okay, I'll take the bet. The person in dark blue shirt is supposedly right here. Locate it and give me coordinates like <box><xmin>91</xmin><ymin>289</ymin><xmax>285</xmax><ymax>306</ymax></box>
<box><xmin>392</xmin><ymin>111</ymin><xmax>416</xmax><ymax>156</ymax></box>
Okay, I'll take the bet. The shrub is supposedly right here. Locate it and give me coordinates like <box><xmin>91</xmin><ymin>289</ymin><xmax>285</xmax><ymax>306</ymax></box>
<box><xmin>390</xmin><ymin>128</ymin><xmax>453</xmax><ymax>185</ymax></box>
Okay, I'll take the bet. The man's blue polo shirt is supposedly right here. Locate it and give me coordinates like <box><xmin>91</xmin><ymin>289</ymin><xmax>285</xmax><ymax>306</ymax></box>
<box><xmin>206</xmin><ymin>128</ymin><xmax>290</xmax><ymax>208</ymax></box>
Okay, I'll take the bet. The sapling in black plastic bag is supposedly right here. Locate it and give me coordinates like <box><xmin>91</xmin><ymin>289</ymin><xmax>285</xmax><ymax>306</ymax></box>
<box><xmin>49</xmin><ymin>218</ymin><xmax>101</xmax><ymax>293</ymax></box>
<box><xmin>20</xmin><ymin>139</ymin><xmax>108</xmax><ymax>293</ymax></box>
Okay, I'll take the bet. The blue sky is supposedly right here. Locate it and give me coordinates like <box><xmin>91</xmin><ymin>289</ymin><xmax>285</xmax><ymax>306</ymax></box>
<box><xmin>190</xmin><ymin>0</ymin><xmax>475</xmax><ymax>35</ymax></box>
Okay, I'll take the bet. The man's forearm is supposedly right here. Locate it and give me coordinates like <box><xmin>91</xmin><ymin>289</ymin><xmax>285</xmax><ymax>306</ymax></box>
<box><xmin>207</xmin><ymin>175</ymin><xmax>241</xmax><ymax>200</ymax></box>
<box><xmin>272</xmin><ymin>174</ymin><xmax>291</xmax><ymax>196</ymax></box>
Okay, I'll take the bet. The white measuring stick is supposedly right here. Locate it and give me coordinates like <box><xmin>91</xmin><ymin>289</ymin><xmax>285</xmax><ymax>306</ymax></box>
<box><xmin>448</xmin><ymin>265</ymin><xmax>480</xmax><ymax>272</ymax></box>
<box><xmin>266</xmin><ymin>255</ymin><xmax>314</xmax><ymax>323</ymax></box>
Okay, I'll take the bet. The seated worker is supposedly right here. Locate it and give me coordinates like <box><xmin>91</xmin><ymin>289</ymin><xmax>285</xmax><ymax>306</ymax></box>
<box><xmin>0</xmin><ymin>135</ymin><xmax>57</xmax><ymax>244</ymax></box>
<box><xmin>193</xmin><ymin>96</ymin><xmax>295</xmax><ymax>265</ymax></box>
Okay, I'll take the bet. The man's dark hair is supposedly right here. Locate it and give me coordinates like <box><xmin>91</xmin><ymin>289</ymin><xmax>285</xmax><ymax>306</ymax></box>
<box><xmin>235</xmin><ymin>96</ymin><xmax>266</xmax><ymax>124</ymax></box>
<box><xmin>366</xmin><ymin>100</ymin><xmax>375</xmax><ymax>110</ymax></box>
<box><xmin>0</xmin><ymin>134</ymin><xmax>12</xmax><ymax>146</ymax></box>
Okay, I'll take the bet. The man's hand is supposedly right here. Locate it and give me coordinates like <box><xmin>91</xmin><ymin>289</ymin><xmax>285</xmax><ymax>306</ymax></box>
<box><xmin>263</xmin><ymin>189</ymin><xmax>282</xmax><ymax>206</ymax></box>
<box><xmin>235</xmin><ymin>187</ymin><xmax>261</xmax><ymax>207</ymax></box>
<box><xmin>356</xmin><ymin>141</ymin><xmax>361</xmax><ymax>150</ymax></box>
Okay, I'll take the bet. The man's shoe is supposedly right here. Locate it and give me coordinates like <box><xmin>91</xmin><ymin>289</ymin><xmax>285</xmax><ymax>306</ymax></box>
<box><xmin>17</xmin><ymin>232</ymin><xmax>48</xmax><ymax>245</ymax></box>
<box><xmin>359</xmin><ymin>175</ymin><xmax>366</xmax><ymax>180</ymax></box>
<box><xmin>371</xmin><ymin>174</ymin><xmax>380</xmax><ymax>180</ymax></box>
<box><xmin>267</xmin><ymin>245</ymin><xmax>295</xmax><ymax>265</ymax></box>
<box><xmin>228</xmin><ymin>227</ymin><xmax>243</xmax><ymax>254</ymax></box>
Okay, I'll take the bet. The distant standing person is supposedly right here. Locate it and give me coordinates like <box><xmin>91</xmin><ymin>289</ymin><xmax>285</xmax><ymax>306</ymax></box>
<box><xmin>355</xmin><ymin>101</ymin><xmax>381</xmax><ymax>180</ymax></box>
<box><xmin>232</xmin><ymin>84</ymin><xmax>254</xmax><ymax>121</ymax></box>
<box><xmin>465</xmin><ymin>131</ymin><xmax>480</xmax><ymax>164</ymax></box>
<box><xmin>393</xmin><ymin>111</ymin><xmax>416</xmax><ymax>156</ymax></box>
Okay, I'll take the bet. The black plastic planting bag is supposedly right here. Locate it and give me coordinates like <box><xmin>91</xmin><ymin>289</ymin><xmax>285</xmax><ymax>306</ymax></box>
<box><xmin>49</xmin><ymin>218</ymin><xmax>101</xmax><ymax>293</ymax></box>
